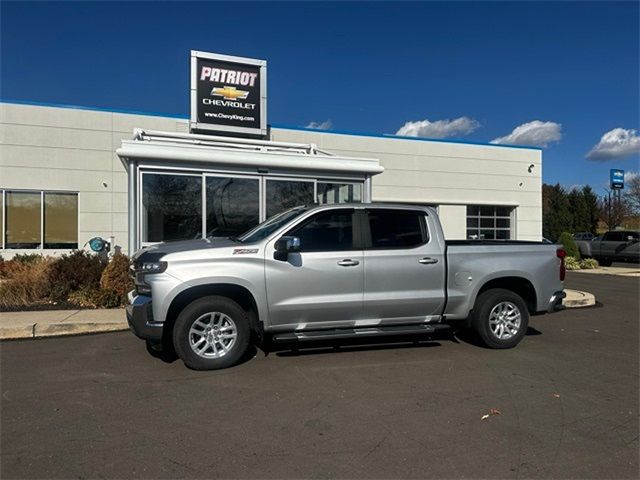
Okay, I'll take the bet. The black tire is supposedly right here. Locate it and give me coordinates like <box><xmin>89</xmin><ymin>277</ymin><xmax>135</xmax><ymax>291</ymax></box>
<box><xmin>598</xmin><ymin>257</ymin><xmax>613</xmax><ymax>266</ymax></box>
<box><xmin>471</xmin><ymin>288</ymin><xmax>529</xmax><ymax>349</ymax></box>
<box><xmin>173</xmin><ymin>296</ymin><xmax>251</xmax><ymax>370</ymax></box>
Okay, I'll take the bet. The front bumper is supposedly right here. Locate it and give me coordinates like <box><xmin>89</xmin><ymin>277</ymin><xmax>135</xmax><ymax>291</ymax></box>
<box><xmin>126</xmin><ymin>292</ymin><xmax>163</xmax><ymax>341</ymax></box>
<box><xmin>547</xmin><ymin>290</ymin><xmax>567</xmax><ymax>313</ymax></box>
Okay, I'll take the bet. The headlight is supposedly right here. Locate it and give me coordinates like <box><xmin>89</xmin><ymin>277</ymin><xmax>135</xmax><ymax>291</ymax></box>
<box><xmin>140</xmin><ymin>261</ymin><xmax>167</xmax><ymax>274</ymax></box>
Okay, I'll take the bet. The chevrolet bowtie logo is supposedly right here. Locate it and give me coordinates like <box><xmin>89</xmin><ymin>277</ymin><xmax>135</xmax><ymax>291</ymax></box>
<box><xmin>211</xmin><ymin>86</ymin><xmax>249</xmax><ymax>100</ymax></box>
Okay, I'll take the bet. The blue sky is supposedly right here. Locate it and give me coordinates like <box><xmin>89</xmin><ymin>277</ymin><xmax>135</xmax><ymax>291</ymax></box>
<box><xmin>1</xmin><ymin>1</ymin><xmax>639</xmax><ymax>190</ymax></box>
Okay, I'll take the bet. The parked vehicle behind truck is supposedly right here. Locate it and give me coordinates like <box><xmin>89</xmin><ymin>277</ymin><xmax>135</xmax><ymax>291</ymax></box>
<box><xmin>127</xmin><ymin>204</ymin><xmax>566</xmax><ymax>370</ymax></box>
<box><xmin>576</xmin><ymin>230</ymin><xmax>640</xmax><ymax>265</ymax></box>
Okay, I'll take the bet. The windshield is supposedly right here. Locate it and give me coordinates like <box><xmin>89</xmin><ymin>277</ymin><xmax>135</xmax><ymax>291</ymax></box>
<box><xmin>238</xmin><ymin>206</ymin><xmax>311</xmax><ymax>243</ymax></box>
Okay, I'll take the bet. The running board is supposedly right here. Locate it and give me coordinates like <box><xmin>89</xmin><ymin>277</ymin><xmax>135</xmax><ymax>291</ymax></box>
<box><xmin>272</xmin><ymin>324</ymin><xmax>450</xmax><ymax>342</ymax></box>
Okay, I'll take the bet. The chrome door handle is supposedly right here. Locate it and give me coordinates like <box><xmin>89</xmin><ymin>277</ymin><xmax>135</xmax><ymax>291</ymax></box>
<box><xmin>419</xmin><ymin>257</ymin><xmax>438</xmax><ymax>265</ymax></box>
<box><xmin>337</xmin><ymin>259</ymin><xmax>360</xmax><ymax>267</ymax></box>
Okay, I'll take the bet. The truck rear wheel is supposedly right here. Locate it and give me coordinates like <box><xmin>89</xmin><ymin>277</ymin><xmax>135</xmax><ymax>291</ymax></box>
<box><xmin>173</xmin><ymin>296</ymin><xmax>251</xmax><ymax>370</ymax></box>
<box><xmin>471</xmin><ymin>288</ymin><xmax>529</xmax><ymax>349</ymax></box>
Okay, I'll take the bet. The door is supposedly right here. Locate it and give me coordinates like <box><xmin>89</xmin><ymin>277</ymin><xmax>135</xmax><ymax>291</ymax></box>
<box><xmin>363</xmin><ymin>208</ymin><xmax>445</xmax><ymax>323</ymax></box>
<box><xmin>265</xmin><ymin>209</ymin><xmax>364</xmax><ymax>328</ymax></box>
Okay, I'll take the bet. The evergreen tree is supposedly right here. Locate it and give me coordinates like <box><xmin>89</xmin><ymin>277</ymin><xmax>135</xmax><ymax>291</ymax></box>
<box><xmin>568</xmin><ymin>188</ymin><xmax>589</xmax><ymax>232</ymax></box>
<box><xmin>581</xmin><ymin>185</ymin><xmax>600</xmax><ymax>234</ymax></box>
<box><xmin>542</xmin><ymin>183</ymin><xmax>572</xmax><ymax>241</ymax></box>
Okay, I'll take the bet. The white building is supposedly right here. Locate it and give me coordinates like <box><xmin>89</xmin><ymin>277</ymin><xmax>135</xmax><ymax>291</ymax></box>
<box><xmin>0</xmin><ymin>101</ymin><xmax>542</xmax><ymax>257</ymax></box>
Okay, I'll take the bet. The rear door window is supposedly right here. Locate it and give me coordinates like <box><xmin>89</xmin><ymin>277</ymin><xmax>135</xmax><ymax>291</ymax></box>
<box><xmin>366</xmin><ymin>209</ymin><xmax>427</xmax><ymax>249</ymax></box>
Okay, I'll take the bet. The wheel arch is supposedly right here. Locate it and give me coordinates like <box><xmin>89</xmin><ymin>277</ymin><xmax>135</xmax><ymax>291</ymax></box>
<box><xmin>474</xmin><ymin>276</ymin><xmax>538</xmax><ymax>315</ymax></box>
<box><xmin>163</xmin><ymin>284</ymin><xmax>262</xmax><ymax>346</ymax></box>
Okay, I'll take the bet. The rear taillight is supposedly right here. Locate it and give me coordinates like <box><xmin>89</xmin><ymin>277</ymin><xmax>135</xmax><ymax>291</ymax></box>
<box><xmin>556</xmin><ymin>248</ymin><xmax>566</xmax><ymax>281</ymax></box>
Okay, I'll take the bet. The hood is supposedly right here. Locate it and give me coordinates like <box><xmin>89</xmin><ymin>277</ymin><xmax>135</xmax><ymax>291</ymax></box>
<box><xmin>132</xmin><ymin>237</ymin><xmax>239</xmax><ymax>263</ymax></box>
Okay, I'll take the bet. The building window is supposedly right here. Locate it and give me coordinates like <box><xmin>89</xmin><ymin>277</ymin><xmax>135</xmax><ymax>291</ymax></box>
<box><xmin>466</xmin><ymin>205</ymin><xmax>513</xmax><ymax>240</ymax></box>
<box><xmin>142</xmin><ymin>173</ymin><xmax>202</xmax><ymax>243</ymax></box>
<box><xmin>317</xmin><ymin>183</ymin><xmax>362</xmax><ymax>204</ymax></box>
<box><xmin>265</xmin><ymin>179</ymin><xmax>314</xmax><ymax>219</ymax></box>
<box><xmin>0</xmin><ymin>192</ymin><xmax>3</xmax><ymax>249</ymax></box>
<box><xmin>2</xmin><ymin>190</ymin><xmax>78</xmax><ymax>250</ymax></box>
<box><xmin>206</xmin><ymin>176</ymin><xmax>260</xmax><ymax>236</ymax></box>
<box><xmin>137</xmin><ymin>171</ymin><xmax>365</xmax><ymax>245</ymax></box>
<box><xmin>44</xmin><ymin>193</ymin><xmax>79</xmax><ymax>249</ymax></box>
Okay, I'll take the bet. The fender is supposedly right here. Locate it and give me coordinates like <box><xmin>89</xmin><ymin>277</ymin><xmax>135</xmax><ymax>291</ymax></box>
<box><xmin>158</xmin><ymin>275</ymin><xmax>269</xmax><ymax>328</ymax></box>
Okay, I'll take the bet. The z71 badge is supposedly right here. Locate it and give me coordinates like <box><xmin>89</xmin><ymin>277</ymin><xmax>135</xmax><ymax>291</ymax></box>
<box><xmin>233</xmin><ymin>248</ymin><xmax>259</xmax><ymax>255</ymax></box>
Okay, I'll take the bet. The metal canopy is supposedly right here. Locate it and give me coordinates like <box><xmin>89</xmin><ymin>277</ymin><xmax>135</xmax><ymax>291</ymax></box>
<box><xmin>117</xmin><ymin>129</ymin><xmax>383</xmax><ymax>254</ymax></box>
<box><xmin>116</xmin><ymin>129</ymin><xmax>384</xmax><ymax>175</ymax></box>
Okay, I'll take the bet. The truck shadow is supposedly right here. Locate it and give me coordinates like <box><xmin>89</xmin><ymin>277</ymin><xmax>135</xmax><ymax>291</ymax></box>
<box><xmin>145</xmin><ymin>340</ymin><xmax>260</xmax><ymax>367</ymax></box>
<box><xmin>266</xmin><ymin>334</ymin><xmax>443</xmax><ymax>357</ymax></box>
<box><xmin>452</xmin><ymin>326</ymin><xmax>542</xmax><ymax>348</ymax></box>
<box><xmin>145</xmin><ymin>327</ymin><xmax>544</xmax><ymax>364</ymax></box>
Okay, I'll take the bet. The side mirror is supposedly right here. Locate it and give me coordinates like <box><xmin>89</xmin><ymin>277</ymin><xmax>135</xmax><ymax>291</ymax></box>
<box><xmin>274</xmin><ymin>236</ymin><xmax>300</xmax><ymax>260</ymax></box>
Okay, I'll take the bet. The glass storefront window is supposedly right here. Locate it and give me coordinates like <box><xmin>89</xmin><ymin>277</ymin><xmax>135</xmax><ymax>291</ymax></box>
<box><xmin>206</xmin><ymin>176</ymin><xmax>259</xmax><ymax>237</ymax></box>
<box><xmin>6</xmin><ymin>191</ymin><xmax>41</xmax><ymax>248</ymax></box>
<box><xmin>136</xmin><ymin>172</ymin><xmax>365</xmax><ymax>245</ymax></box>
<box><xmin>265</xmin><ymin>179</ymin><xmax>314</xmax><ymax>219</ymax></box>
<box><xmin>44</xmin><ymin>193</ymin><xmax>78</xmax><ymax>249</ymax></box>
<box><xmin>142</xmin><ymin>174</ymin><xmax>202</xmax><ymax>243</ymax></box>
<box><xmin>316</xmin><ymin>183</ymin><xmax>362</xmax><ymax>204</ymax></box>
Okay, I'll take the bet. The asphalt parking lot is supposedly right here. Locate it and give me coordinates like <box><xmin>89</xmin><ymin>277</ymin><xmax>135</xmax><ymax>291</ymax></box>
<box><xmin>1</xmin><ymin>273</ymin><xmax>638</xmax><ymax>479</ymax></box>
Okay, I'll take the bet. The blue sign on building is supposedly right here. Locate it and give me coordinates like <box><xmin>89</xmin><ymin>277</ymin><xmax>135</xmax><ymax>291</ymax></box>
<box><xmin>610</xmin><ymin>169</ymin><xmax>625</xmax><ymax>189</ymax></box>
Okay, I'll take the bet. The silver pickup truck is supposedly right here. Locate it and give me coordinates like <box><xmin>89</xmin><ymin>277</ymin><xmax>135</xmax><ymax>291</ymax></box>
<box><xmin>577</xmin><ymin>230</ymin><xmax>640</xmax><ymax>266</ymax></box>
<box><xmin>127</xmin><ymin>204</ymin><xmax>566</xmax><ymax>370</ymax></box>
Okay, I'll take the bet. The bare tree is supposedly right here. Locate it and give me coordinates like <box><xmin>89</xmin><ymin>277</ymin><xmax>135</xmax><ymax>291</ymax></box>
<box><xmin>624</xmin><ymin>174</ymin><xmax>640</xmax><ymax>214</ymax></box>
<box><xmin>598</xmin><ymin>190</ymin><xmax>631</xmax><ymax>230</ymax></box>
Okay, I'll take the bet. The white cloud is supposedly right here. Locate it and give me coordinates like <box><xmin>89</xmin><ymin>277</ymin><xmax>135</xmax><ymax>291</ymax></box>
<box><xmin>491</xmin><ymin>120</ymin><xmax>562</xmax><ymax>147</ymax></box>
<box><xmin>305</xmin><ymin>120</ymin><xmax>332</xmax><ymax>130</ymax></box>
<box><xmin>395</xmin><ymin>117</ymin><xmax>480</xmax><ymax>139</ymax></box>
<box><xmin>586</xmin><ymin>128</ymin><xmax>640</xmax><ymax>161</ymax></box>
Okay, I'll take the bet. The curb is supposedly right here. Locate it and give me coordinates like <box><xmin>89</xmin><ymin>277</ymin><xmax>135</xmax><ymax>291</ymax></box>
<box><xmin>563</xmin><ymin>289</ymin><xmax>596</xmax><ymax>308</ymax></box>
<box><xmin>0</xmin><ymin>322</ymin><xmax>128</xmax><ymax>340</ymax></box>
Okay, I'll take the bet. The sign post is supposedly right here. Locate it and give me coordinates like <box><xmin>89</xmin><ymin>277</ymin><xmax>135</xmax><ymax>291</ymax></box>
<box><xmin>190</xmin><ymin>51</ymin><xmax>267</xmax><ymax>137</ymax></box>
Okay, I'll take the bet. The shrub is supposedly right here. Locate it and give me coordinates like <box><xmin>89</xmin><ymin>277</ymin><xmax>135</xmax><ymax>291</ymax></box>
<box><xmin>99</xmin><ymin>253</ymin><xmax>133</xmax><ymax>307</ymax></box>
<box><xmin>558</xmin><ymin>232</ymin><xmax>580</xmax><ymax>260</ymax></box>
<box><xmin>0</xmin><ymin>257</ymin><xmax>54</xmax><ymax>308</ymax></box>
<box><xmin>47</xmin><ymin>251</ymin><xmax>106</xmax><ymax>303</ymax></box>
<box><xmin>67</xmin><ymin>286</ymin><xmax>102</xmax><ymax>308</ymax></box>
<box><xmin>0</xmin><ymin>254</ymin><xmax>47</xmax><ymax>279</ymax></box>
<box><xmin>67</xmin><ymin>286</ymin><xmax>122</xmax><ymax>309</ymax></box>
<box><xmin>12</xmin><ymin>253</ymin><xmax>44</xmax><ymax>265</ymax></box>
<box><xmin>565</xmin><ymin>256</ymin><xmax>581</xmax><ymax>270</ymax></box>
<box><xmin>579</xmin><ymin>258</ymin><xmax>599</xmax><ymax>269</ymax></box>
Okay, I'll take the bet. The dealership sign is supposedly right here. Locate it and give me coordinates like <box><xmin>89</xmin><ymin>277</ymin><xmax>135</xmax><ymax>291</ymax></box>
<box><xmin>610</xmin><ymin>169</ymin><xmax>625</xmax><ymax>189</ymax></box>
<box><xmin>190</xmin><ymin>51</ymin><xmax>267</xmax><ymax>137</ymax></box>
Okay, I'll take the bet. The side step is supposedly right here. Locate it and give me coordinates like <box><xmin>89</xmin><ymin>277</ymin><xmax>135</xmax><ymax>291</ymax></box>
<box><xmin>272</xmin><ymin>324</ymin><xmax>450</xmax><ymax>342</ymax></box>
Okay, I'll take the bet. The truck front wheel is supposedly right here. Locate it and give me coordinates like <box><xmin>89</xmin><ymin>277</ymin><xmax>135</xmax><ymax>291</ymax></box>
<box><xmin>471</xmin><ymin>289</ymin><xmax>529</xmax><ymax>349</ymax></box>
<box><xmin>173</xmin><ymin>296</ymin><xmax>251</xmax><ymax>370</ymax></box>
